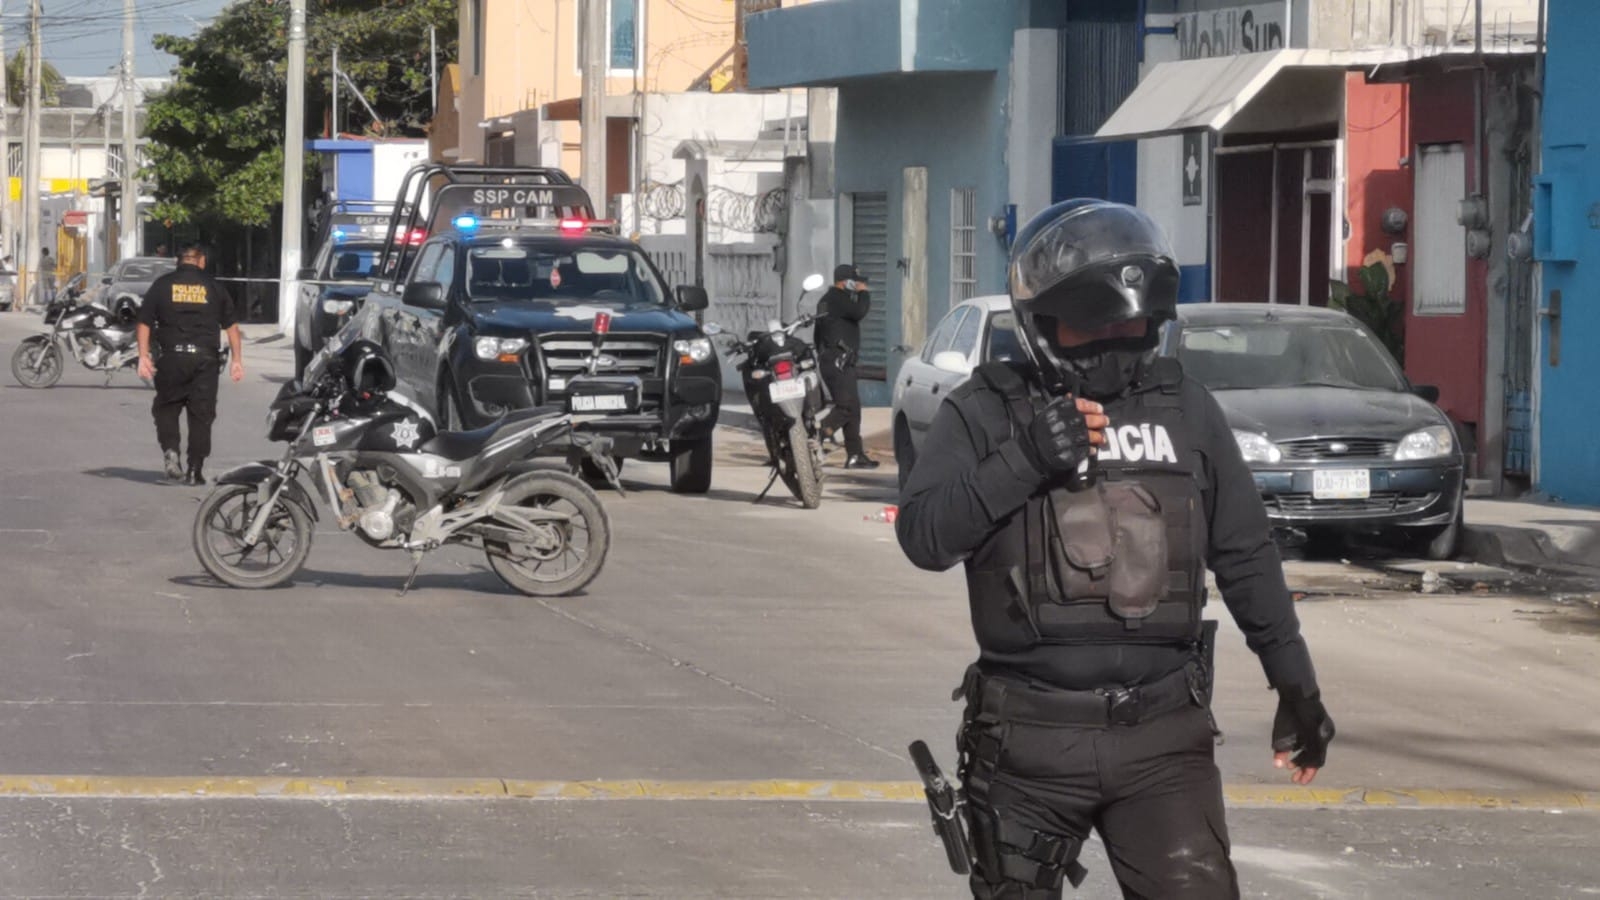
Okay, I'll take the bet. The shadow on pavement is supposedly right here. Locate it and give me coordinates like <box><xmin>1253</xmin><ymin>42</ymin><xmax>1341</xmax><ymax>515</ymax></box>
<box><xmin>83</xmin><ymin>466</ymin><xmax>170</xmax><ymax>485</ymax></box>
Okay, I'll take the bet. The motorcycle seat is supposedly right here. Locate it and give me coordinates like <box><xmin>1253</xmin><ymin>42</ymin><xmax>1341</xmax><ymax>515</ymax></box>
<box><xmin>423</xmin><ymin>406</ymin><xmax>563</xmax><ymax>461</ymax></box>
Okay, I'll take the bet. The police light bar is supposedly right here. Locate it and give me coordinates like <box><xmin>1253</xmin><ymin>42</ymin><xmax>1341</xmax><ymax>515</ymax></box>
<box><xmin>452</xmin><ymin>214</ymin><xmax>479</xmax><ymax>231</ymax></box>
<box><xmin>453</xmin><ymin>216</ymin><xmax>619</xmax><ymax>235</ymax></box>
<box><xmin>404</xmin><ymin>228</ymin><xmax>428</xmax><ymax>244</ymax></box>
<box><xmin>593</xmin><ymin>311</ymin><xmax>612</xmax><ymax>335</ymax></box>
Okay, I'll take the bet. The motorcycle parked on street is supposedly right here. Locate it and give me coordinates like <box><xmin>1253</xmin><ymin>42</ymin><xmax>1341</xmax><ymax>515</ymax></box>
<box><xmin>191</xmin><ymin>336</ymin><xmax>626</xmax><ymax>597</ymax></box>
<box><xmin>712</xmin><ymin>273</ymin><xmax>830</xmax><ymax>508</ymax></box>
<box><xmin>10</xmin><ymin>274</ymin><xmax>145</xmax><ymax>389</ymax></box>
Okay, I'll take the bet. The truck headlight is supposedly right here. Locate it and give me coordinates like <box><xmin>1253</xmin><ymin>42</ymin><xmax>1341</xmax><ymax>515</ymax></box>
<box><xmin>673</xmin><ymin>337</ymin><xmax>713</xmax><ymax>365</ymax></box>
<box><xmin>322</xmin><ymin>299</ymin><xmax>355</xmax><ymax>315</ymax></box>
<box><xmin>1395</xmin><ymin>425</ymin><xmax>1455</xmax><ymax>460</ymax></box>
<box><xmin>1231</xmin><ymin>429</ymin><xmax>1282</xmax><ymax>464</ymax></box>
<box><xmin>474</xmin><ymin>337</ymin><xmax>528</xmax><ymax>361</ymax></box>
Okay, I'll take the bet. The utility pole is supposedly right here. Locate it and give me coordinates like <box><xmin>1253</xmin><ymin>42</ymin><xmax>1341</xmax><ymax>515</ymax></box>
<box><xmin>0</xmin><ymin>0</ymin><xmax>11</xmax><ymax>280</ymax></box>
<box><xmin>429</xmin><ymin>26</ymin><xmax>438</xmax><ymax>110</ymax></box>
<box><xmin>22</xmin><ymin>0</ymin><xmax>42</xmax><ymax>309</ymax></box>
<box><xmin>331</xmin><ymin>45</ymin><xmax>339</xmax><ymax>137</ymax></box>
<box><xmin>277</xmin><ymin>0</ymin><xmax>307</xmax><ymax>337</ymax></box>
<box><xmin>120</xmin><ymin>0</ymin><xmax>138</xmax><ymax>262</ymax></box>
<box><xmin>579</xmin><ymin>0</ymin><xmax>607</xmax><ymax>210</ymax></box>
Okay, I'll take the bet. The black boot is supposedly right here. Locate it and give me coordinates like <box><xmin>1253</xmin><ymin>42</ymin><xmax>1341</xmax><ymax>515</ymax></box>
<box><xmin>843</xmin><ymin>453</ymin><xmax>880</xmax><ymax>470</ymax></box>
<box><xmin>162</xmin><ymin>449</ymin><xmax>184</xmax><ymax>482</ymax></box>
<box><xmin>184</xmin><ymin>460</ymin><xmax>206</xmax><ymax>486</ymax></box>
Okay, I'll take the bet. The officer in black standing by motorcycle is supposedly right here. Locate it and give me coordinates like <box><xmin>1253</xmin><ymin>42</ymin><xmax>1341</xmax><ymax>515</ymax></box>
<box><xmin>896</xmin><ymin>200</ymin><xmax>1334</xmax><ymax>898</ymax></box>
<box><xmin>814</xmin><ymin>263</ymin><xmax>879</xmax><ymax>469</ymax></box>
<box><xmin>136</xmin><ymin>243</ymin><xmax>245</xmax><ymax>485</ymax></box>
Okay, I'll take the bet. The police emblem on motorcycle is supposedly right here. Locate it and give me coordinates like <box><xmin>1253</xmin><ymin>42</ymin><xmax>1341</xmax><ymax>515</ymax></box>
<box><xmin>391</xmin><ymin>420</ymin><xmax>421</xmax><ymax>450</ymax></box>
<box><xmin>93</xmin><ymin>315</ymin><xmax>106</xmax><ymax>328</ymax></box>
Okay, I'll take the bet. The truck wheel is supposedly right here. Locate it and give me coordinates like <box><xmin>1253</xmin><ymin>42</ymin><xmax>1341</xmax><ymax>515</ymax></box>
<box><xmin>668</xmin><ymin>436</ymin><xmax>713</xmax><ymax>494</ymax></box>
<box><xmin>438</xmin><ymin>376</ymin><xmax>464</xmax><ymax>431</ymax></box>
<box><xmin>293</xmin><ymin>340</ymin><xmax>312</xmax><ymax>380</ymax></box>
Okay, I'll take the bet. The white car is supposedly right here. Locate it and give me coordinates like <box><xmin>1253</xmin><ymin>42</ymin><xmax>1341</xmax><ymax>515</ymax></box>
<box><xmin>891</xmin><ymin>294</ymin><xmax>1025</xmax><ymax>465</ymax></box>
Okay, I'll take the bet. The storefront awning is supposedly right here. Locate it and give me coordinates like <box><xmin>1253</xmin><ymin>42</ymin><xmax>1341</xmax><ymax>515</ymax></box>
<box><xmin>1095</xmin><ymin>49</ymin><xmax>1412</xmax><ymax>141</ymax></box>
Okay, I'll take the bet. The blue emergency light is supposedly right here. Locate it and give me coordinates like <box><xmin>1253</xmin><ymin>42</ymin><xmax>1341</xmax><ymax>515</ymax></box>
<box><xmin>331</xmin><ymin>228</ymin><xmax>347</xmax><ymax>242</ymax></box>
<box><xmin>452</xmin><ymin>214</ymin><xmax>479</xmax><ymax>232</ymax></box>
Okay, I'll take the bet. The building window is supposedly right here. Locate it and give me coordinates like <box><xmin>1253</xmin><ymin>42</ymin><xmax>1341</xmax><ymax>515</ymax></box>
<box><xmin>610</xmin><ymin>0</ymin><xmax>637</xmax><ymax>71</ymax></box>
<box><xmin>1413</xmin><ymin>143</ymin><xmax>1467</xmax><ymax>316</ymax></box>
<box><xmin>951</xmin><ymin>188</ymin><xmax>977</xmax><ymax>304</ymax></box>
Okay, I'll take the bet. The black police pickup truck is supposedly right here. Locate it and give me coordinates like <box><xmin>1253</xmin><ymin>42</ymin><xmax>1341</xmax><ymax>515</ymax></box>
<box><xmin>352</xmin><ymin>170</ymin><xmax>722</xmax><ymax>493</ymax></box>
<box><xmin>293</xmin><ymin>202</ymin><xmax>394</xmax><ymax>376</ymax></box>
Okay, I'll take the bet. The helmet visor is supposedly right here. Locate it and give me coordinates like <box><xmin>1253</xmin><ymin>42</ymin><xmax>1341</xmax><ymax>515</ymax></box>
<box><xmin>1010</xmin><ymin>204</ymin><xmax>1176</xmax><ymax>309</ymax></box>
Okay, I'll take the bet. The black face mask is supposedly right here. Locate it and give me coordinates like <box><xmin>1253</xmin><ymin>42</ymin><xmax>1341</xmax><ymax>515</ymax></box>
<box><xmin>1055</xmin><ymin>328</ymin><xmax>1159</xmax><ymax>401</ymax></box>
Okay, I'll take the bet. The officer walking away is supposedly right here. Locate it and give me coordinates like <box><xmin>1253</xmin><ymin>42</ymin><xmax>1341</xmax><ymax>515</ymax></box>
<box><xmin>39</xmin><ymin>247</ymin><xmax>56</xmax><ymax>306</ymax></box>
<box><xmin>136</xmin><ymin>243</ymin><xmax>245</xmax><ymax>485</ymax></box>
<box><xmin>896</xmin><ymin>200</ymin><xmax>1334</xmax><ymax>898</ymax></box>
<box><xmin>814</xmin><ymin>263</ymin><xmax>879</xmax><ymax>469</ymax></box>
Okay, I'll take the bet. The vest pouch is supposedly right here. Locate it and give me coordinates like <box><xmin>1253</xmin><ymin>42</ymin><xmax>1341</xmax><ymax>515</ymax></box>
<box><xmin>1047</xmin><ymin>483</ymin><xmax>1168</xmax><ymax>626</ymax></box>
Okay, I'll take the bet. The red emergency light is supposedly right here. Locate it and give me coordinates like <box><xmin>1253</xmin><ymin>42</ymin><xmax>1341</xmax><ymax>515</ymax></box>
<box><xmin>593</xmin><ymin>311</ymin><xmax>612</xmax><ymax>335</ymax></box>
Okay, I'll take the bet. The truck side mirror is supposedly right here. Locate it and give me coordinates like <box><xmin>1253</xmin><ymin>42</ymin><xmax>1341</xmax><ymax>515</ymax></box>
<box><xmin>402</xmin><ymin>281</ymin><xmax>446</xmax><ymax>309</ymax></box>
<box><xmin>296</xmin><ymin>267</ymin><xmax>317</xmax><ymax>281</ymax></box>
<box><xmin>676</xmin><ymin>285</ymin><xmax>709</xmax><ymax>312</ymax></box>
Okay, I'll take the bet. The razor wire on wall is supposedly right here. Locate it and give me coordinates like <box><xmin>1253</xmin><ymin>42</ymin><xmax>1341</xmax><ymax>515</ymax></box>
<box><xmin>637</xmin><ymin>181</ymin><xmax>788</xmax><ymax>234</ymax></box>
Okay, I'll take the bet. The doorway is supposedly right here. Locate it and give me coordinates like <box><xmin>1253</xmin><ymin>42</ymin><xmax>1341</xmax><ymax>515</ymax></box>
<box><xmin>1214</xmin><ymin>143</ymin><xmax>1336</xmax><ymax>305</ymax></box>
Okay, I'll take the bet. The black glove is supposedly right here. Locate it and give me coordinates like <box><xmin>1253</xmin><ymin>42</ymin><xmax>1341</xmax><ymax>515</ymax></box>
<box><xmin>1272</xmin><ymin>692</ymin><xmax>1335</xmax><ymax>770</ymax></box>
<box><xmin>1017</xmin><ymin>396</ymin><xmax>1094</xmax><ymax>478</ymax></box>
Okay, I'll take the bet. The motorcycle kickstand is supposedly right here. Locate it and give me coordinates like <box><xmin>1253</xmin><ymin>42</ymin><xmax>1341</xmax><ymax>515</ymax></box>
<box><xmin>398</xmin><ymin>552</ymin><xmax>425</xmax><ymax>597</ymax></box>
<box><xmin>753</xmin><ymin>465</ymin><xmax>780</xmax><ymax>504</ymax></box>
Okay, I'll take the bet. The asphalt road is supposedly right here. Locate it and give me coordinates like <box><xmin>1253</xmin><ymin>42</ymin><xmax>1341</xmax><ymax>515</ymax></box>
<box><xmin>0</xmin><ymin>314</ymin><xmax>1596</xmax><ymax>898</ymax></box>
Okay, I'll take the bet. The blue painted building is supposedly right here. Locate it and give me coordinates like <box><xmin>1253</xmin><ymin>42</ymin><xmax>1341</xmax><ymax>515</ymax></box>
<box><xmin>1534</xmin><ymin>0</ymin><xmax>1600</xmax><ymax>504</ymax></box>
<box><xmin>748</xmin><ymin>0</ymin><xmax>1134</xmax><ymax>405</ymax></box>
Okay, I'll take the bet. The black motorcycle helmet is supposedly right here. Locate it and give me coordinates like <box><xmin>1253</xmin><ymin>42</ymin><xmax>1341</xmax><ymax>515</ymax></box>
<box><xmin>336</xmin><ymin>339</ymin><xmax>397</xmax><ymax>405</ymax></box>
<box><xmin>112</xmin><ymin>295</ymin><xmax>139</xmax><ymax>326</ymax></box>
<box><xmin>1008</xmin><ymin>199</ymin><xmax>1181</xmax><ymax>399</ymax></box>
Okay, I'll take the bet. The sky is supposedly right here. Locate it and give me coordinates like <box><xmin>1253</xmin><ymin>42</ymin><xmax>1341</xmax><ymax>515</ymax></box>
<box><xmin>0</xmin><ymin>0</ymin><xmax>230</xmax><ymax>80</ymax></box>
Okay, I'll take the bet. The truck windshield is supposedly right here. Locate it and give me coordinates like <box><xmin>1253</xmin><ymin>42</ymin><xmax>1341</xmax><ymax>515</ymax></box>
<box><xmin>325</xmin><ymin>247</ymin><xmax>379</xmax><ymax>280</ymax></box>
<box><xmin>465</xmin><ymin>245</ymin><xmax>668</xmax><ymax>306</ymax></box>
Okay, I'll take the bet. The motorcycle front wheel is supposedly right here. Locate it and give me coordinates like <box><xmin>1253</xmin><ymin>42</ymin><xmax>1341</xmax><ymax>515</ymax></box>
<box><xmin>483</xmin><ymin>472</ymin><xmax>611</xmax><ymax>597</ymax></box>
<box><xmin>10</xmin><ymin>338</ymin><xmax>62</xmax><ymax>388</ymax></box>
<box><xmin>192</xmin><ymin>484</ymin><xmax>314</xmax><ymax>589</ymax></box>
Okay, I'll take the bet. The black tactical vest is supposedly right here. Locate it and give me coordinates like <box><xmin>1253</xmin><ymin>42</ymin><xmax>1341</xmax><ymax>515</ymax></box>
<box><xmin>963</xmin><ymin>360</ymin><xmax>1207</xmax><ymax>652</ymax></box>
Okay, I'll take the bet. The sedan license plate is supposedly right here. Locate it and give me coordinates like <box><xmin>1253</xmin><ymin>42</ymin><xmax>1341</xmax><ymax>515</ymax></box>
<box><xmin>1312</xmin><ymin>468</ymin><xmax>1370</xmax><ymax>500</ymax></box>
<box><xmin>769</xmin><ymin>379</ymin><xmax>807</xmax><ymax>402</ymax></box>
<box><xmin>571</xmin><ymin>393</ymin><xmax>629</xmax><ymax>412</ymax></box>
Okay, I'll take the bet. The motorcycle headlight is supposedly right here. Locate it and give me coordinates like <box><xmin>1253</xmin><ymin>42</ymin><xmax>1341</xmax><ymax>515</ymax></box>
<box><xmin>322</xmin><ymin>299</ymin><xmax>355</xmax><ymax>315</ymax></box>
<box><xmin>1231</xmin><ymin>429</ymin><xmax>1283</xmax><ymax>464</ymax></box>
<box><xmin>474</xmin><ymin>336</ymin><xmax>528</xmax><ymax>360</ymax></box>
<box><xmin>1395</xmin><ymin>425</ymin><xmax>1455</xmax><ymax>460</ymax></box>
<box><xmin>673</xmin><ymin>337</ymin><xmax>713</xmax><ymax>365</ymax></box>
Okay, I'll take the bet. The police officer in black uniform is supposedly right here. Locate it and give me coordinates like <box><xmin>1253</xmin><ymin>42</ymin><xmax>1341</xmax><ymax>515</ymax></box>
<box><xmin>896</xmin><ymin>200</ymin><xmax>1334</xmax><ymax>899</ymax></box>
<box><xmin>814</xmin><ymin>263</ymin><xmax>880</xmax><ymax>469</ymax></box>
<box><xmin>136</xmin><ymin>243</ymin><xmax>245</xmax><ymax>485</ymax></box>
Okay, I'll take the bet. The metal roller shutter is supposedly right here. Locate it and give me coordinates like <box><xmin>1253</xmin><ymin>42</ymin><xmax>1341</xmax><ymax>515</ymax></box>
<box><xmin>851</xmin><ymin>191</ymin><xmax>890</xmax><ymax>379</ymax></box>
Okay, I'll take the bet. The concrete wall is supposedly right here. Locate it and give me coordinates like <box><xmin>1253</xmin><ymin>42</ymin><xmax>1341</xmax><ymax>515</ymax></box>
<box><xmin>834</xmin><ymin>70</ymin><xmax>1010</xmax><ymax>406</ymax></box>
<box><xmin>1534</xmin><ymin>0</ymin><xmax>1600</xmax><ymax>503</ymax></box>
<box><xmin>1136</xmin><ymin>11</ymin><xmax>1211</xmax><ymax>292</ymax></box>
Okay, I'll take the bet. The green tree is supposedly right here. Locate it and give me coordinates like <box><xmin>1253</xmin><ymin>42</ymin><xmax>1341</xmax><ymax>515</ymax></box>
<box><xmin>144</xmin><ymin>0</ymin><xmax>458</xmax><ymax>229</ymax></box>
<box><xmin>6</xmin><ymin>50</ymin><xmax>66</xmax><ymax>107</ymax></box>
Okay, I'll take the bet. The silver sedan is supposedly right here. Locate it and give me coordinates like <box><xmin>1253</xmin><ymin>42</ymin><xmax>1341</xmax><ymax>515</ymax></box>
<box><xmin>891</xmin><ymin>294</ymin><xmax>1025</xmax><ymax>466</ymax></box>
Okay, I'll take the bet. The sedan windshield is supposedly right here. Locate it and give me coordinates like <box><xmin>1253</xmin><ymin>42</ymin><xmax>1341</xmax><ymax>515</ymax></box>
<box><xmin>1177</xmin><ymin>321</ymin><xmax>1407</xmax><ymax>392</ymax></box>
<box><xmin>466</xmin><ymin>245</ymin><xmax>667</xmax><ymax>306</ymax></box>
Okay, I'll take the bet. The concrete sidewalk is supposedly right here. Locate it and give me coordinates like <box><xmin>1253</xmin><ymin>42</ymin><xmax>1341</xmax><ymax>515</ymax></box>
<box><xmin>1463</xmin><ymin>497</ymin><xmax>1600</xmax><ymax>575</ymax></box>
<box><xmin>717</xmin><ymin>399</ymin><xmax>898</xmax><ymax>460</ymax></box>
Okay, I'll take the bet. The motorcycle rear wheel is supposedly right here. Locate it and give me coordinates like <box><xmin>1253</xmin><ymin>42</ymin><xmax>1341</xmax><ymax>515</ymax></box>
<box><xmin>192</xmin><ymin>484</ymin><xmax>314</xmax><ymax>589</ymax></box>
<box><xmin>10</xmin><ymin>338</ymin><xmax>62</xmax><ymax>388</ymax></box>
<box><xmin>484</xmin><ymin>472</ymin><xmax>611</xmax><ymax>597</ymax></box>
<box><xmin>780</xmin><ymin>421</ymin><xmax>823</xmax><ymax>509</ymax></box>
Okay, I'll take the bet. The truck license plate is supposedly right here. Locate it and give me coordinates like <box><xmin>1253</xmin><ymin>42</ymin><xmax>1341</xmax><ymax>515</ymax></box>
<box><xmin>572</xmin><ymin>393</ymin><xmax>629</xmax><ymax>412</ymax></box>
<box><xmin>769</xmin><ymin>379</ymin><xmax>807</xmax><ymax>402</ymax></box>
<box><xmin>1312</xmin><ymin>468</ymin><xmax>1370</xmax><ymax>500</ymax></box>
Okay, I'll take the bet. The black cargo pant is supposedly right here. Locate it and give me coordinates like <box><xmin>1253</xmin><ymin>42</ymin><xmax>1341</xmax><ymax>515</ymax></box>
<box><xmin>818</xmin><ymin>350</ymin><xmax>863</xmax><ymax>456</ymax></box>
<box><xmin>152</xmin><ymin>351</ymin><xmax>221</xmax><ymax>468</ymax></box>
<box><xmin>960</xmin><ymin>681</ymin><xmax>1237</xmax><ymax>899</ymax></box>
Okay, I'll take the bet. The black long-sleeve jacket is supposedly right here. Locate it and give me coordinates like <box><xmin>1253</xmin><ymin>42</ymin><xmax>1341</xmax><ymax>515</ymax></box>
<box><xmin>895</xmin><ymin>367</ymin><xmax>1321</xmax><ymax>697</ymax></box>
<box><xmin>813</xmin><ymin>286</ymin><xmax>870</xmax><ymax>357</ymax></box>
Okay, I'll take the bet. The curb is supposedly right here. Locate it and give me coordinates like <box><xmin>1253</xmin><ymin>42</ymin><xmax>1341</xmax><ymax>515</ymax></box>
<box><xmin>1461</xmin><ymin>523</ymin><xmax>1600</xmax><ymax>578</ymax></box>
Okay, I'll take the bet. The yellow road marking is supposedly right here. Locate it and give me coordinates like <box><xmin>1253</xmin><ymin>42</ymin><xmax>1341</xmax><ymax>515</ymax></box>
<box><xmin>0</xmin><ymin>776</ymin><xmax>1593</xmax><ymax>808</ymax></box>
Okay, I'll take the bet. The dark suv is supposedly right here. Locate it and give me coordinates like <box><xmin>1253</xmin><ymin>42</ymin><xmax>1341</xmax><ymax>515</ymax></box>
<box><xmin>352</xmin><ymin>217</ymin><xmax>722</xmax><ymax>493</ymax></box>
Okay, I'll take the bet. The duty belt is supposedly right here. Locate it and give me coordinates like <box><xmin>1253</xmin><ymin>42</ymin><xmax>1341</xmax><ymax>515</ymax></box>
<box><xmin>955</xmin><ymin>662</ymin><xmax>1203</xmax><ymax>728</ymax></box>
<box><xmin>166</xmin><ymin>343</ymin><xmax>213</xmax><ymax>355</ymax></box>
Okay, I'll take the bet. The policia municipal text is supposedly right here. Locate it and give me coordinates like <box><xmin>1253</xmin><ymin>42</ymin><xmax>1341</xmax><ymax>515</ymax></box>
<box><xmin>136</xmin><ymin>244</ymin><xmax>245</xmax><ymax>485</ymax></box>
<box><xmin>896</xmin><ymin>200</ymin><xmax>1335</xmax><ymax>899</ymax></box>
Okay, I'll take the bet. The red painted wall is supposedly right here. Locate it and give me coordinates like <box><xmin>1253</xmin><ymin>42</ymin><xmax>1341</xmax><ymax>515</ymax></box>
<box><xmin>1344</xmin><ymin>76</ymin><xmax>1410</xmax><ymax>283</ymax></box>
<box><xmin>1401</xmin><ymin>71</ymin><xmax>1487</xmax><ymax>443</ymax></box>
